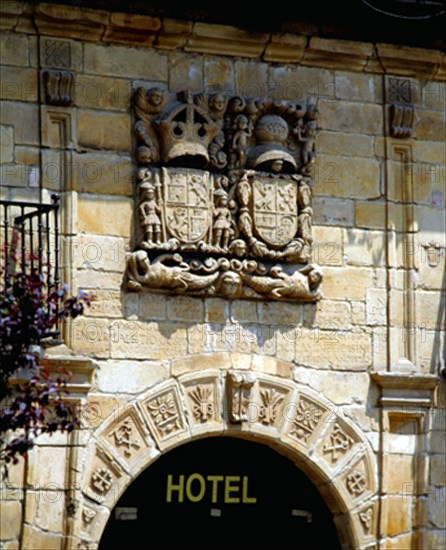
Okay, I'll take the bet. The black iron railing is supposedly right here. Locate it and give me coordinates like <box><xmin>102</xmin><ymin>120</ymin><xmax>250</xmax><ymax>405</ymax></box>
<box><xmin>1</xmin><ymin>194</ymin><xmax>61</xmax><ymax>338</ymax></box>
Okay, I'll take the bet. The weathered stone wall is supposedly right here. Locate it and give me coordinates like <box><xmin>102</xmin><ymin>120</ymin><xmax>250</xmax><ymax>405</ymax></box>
<box><xmin>0</xmin><ymin>3</ymin><xmax>445</xmax><ymax>549</ymax></box>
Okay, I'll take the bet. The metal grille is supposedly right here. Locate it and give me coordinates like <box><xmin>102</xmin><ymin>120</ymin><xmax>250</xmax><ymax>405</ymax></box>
<box><xmin>1</xmin><ymin>194</ymin><xmax>61</xmax><ymax>338</ymax></box>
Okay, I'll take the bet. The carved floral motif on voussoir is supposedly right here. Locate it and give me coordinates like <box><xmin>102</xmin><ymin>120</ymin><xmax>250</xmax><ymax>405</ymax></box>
<box><xmin>322</xmin><ymin>423</ymin><xmax>354</xmax><ymax>463</ymax></box>
<box><xmin>108</xmin><ymin>417</ymin><xmax>142</xmax><ymax>458</ymax></box>
<box><xmin>259</xmin><ymin>388</ymin><xmax>285</xmax><ymax>426</ymax></box>
<box><xmin>290</xmin><ymin>396</ymin><xmax>323</xmax><ymax>442</ymax></box>
<box><xmin>188</xmin><ymin>384</ymin><xmax>215</xmax><ymax>423</ymax></box>
<box><xmin>147</xmin><ymin>390</ymin><xmax>183</xmax><ymax>437</ymax></box>
<box><xmin>125</xmin><ymin>88</ymin><xmax>323</xmax><ymax>303</ymax></box>
<box><xmin>227</xmin><ymin>371</ymin><xmax>256</xmax><ymax>423</ymax></box>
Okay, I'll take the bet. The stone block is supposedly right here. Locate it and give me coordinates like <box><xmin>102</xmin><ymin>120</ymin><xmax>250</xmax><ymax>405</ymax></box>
<box><xmin>416</xmin><ymin>291</ymin><xmax>445</xmax><ymax>329</ymax></box>
<box><xmin>334</xmin><ymin>71</ymin><xmax>376</xmax><ymax>102</ymax></box>
<box><xmin>422</xmin><ymin>81</ymin><xmax>446</xmax><ymax>111</ymax></box>
<box><xmin>315</xmin><ymin>154</ymin><xmax>381</xmax><ymax>199</ymax></box>
<box><xmin>415</xmin><ymin>109</ymin><xmax>445</xmax><ymax>141</ymax></box>
<box><xmin>82</xmin><ymin>289</ymin><xmax>123</xmax><ymax>318</ymax></box>
<box><xmin>319</xmin><ymin>100</ymin><xmax>383</xmax><ymax>135</ymax></box>
<box><xmin>166</xmin><ymin>295</ymin><xmax>204</xmax><ymax>322</ymax></box>
<box><xmin>73</xmin><ymin>152</ymin><xmax>132</xmax><ymax>196</ymax></box>
<box><xmin>429</xmin><ymin>490</ymin><xmax>446</xmax><ymax>528</ymax></box>
<box><xmin>304</xmin><ymin>300</ymin><xmax>352</xmax><ymax>330</ymax></box>
<box><xmin>430</xmin><ymin>454</ymin><xmax>446</xmax><ymax>486</ymax></box>
<box><xmin>109</xmin><ymin>321</ymin><xmax>188</xmax><ymax>360</ymax></box>
<box><xmin>103</xmin><ymin>12</ymin><xmax>160</xmax><ymax>45</ymax></box>
<box><xmin>168</xmin><ymin>52</ymin><xmax>203</xmax><ymax>93</ymax></box>
<box><xmin>383</xmin><ymin>453</ymin><xmax>414</xmax><ymax>494</ymax></box>
<box><xmin>95</xmin><ymin>360</ymin><xmax>170</xmax><ymax>393</ymax></box>
<box><xmin>365</xmin><ymin>288</ymin><xmax>387</xmax><ymax>326</ymax></box>
<box><xmin>204</xmin><ymin>297</ymin><xmax>229</xmax><ymax>323</ymax></box>
<box><xmin>204</xmin><ymin>56</ymin><xmax>235</xmax><ymax>93</ymax></box>
<box><xmin>186</xmin><ymin>22</ymin><xmax>268</xmax><ymax>58</ymax></box>
<box><xmin>304</xmin><ymin>36</ymin><xmax>373</xmax><ymax>70</ymax></box>
<box><xmin>384</xmin><ymin>495</ymin><xmax>413</xmax><ymax>537</ymax></box>
<box><xmin>0</xmin><ymin>101</ymin><xmax>39</xmax><ymax>145</ymax></box>
<box><xmin>317</xmin><ymin>131</ymin><xmax>375</xmax><ymax>158</ymax></box>
<box><xmin>263</xmin><ymin>33</ymin><xmax>306</xmax><ymax>63</ymax></box>
<box><xmin>320</xmin><ymin>266</ymin><xmax>374</xmax><ymax>301</ymax></box>
<box><xmin>423</xmin><ymin>530</ymin><xmax>445</xmax><ymax>550</ymax></box>
<box><xmin>0</xmin><ymin>66</ymin><xmax>37</xmax><ymax>102</ymax></box>
<box><xmin>355</xmin><ymin>201</ymin><xmax>386</xmax><ymax>230</ymax></box>
<box><xmin>24</xmin><ymin>490</ymin><xmax>65</xmax><ymax>533</ymax></box>
<box><xmin>0</xmin><ymin>33</ymin><xmax>29</xmax><ymax>66</ymax></box>
<box><xmin>84</xmin><ymin>43</ymin><xmax>168</xmax><ymax>81</ymax></box>
<box><xmin>384</xmin><ymin>533</ymin><xmax>413</xmax><ymax>550</ymax></box>
<box><xmin>294</xmin><ymin>328</ymin><xmax>372</xmax><ymax>371</ymax></box>
<box><xmin>231</xmin><ymin>299</ymin><xmax>258</xmax><ymax>323</ymax></box>
<box><xmin>15</xmin><ymin>146</ymin><xmax>39</xmax><ymax>166</ymax></box>
<box><xmin>0</xmin><ymin>124</ymin><xmax>13</xmax><ymax>163</ymax></box>
<box><xmin>75</xmin><ymin>75</ymin><xmax>131</xmax><ymax>111</ymax></box>
<box><xmin>312</xmin><ymin>226</ymin><xmax>343</xmax><ymax>266</ymax></box>
<box><xmin>0</xmin><ymin>500</ymin><xmax>21</xmax><ymax>540</ymax></box>
<box><xmin>257</xmin><ymin>301</ymin><xmax>302</xmax><ymax>325</ymax></box>
<box><xmin>312</xmin><ymin>197</ymin><xmax>354</xmax><ymax>227</ymax></box>
<box><xmin>21</xmin><ymin>524</ymin><xmax>61</xmax><ymax>550</ymax></box>
<box><xmin>235</xmin><ymin>60</ymin><xmax>268</xmax><ymax>98</ymax></box>
<box><xmin>77</xmin><ymin>195</ymin><xmax>133</xmax><ymax>237</ymax></box>
<box><xmin>139</xmin><ymin>293</ymin><xmax>167</xmax><ymax>321</ymax></box>
<box><xmin>76</xmin><ymin>269</ymin><xmax>124</xmax><ymax>291</ymax></box>
<box><xmin>156</xmin><ymin>19</ymin><xmax>193</xmax><ymax>50</ymax></box>
<box><xmin>343</xmin><ymin>228</ymin><xmax>386</xmax><ymax>266</ymax></box>
<box><xmin>171</xmin><ymin>352</ymin><xmax>230</xmax><ymax>376</ymax></box>
<box><xmin>77</xmin><ymin>110</ymin><xmax>131</xmax><ymax>151</ymax></box>
<box><xmin>70</xmin><ymin>317</ymin><xmax>110</xmax><ymax>358</ymax></box>
<box><xmin>269</xmin><ymin>65</ymin><xmax>334</xmax><ymax>102</ymax></box>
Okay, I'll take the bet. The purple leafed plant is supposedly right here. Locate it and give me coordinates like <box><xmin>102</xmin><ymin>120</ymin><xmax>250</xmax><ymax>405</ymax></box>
<box><xmin>0</xmin><ymin>267</ymin><xmax>91</xmax><ymax>478</ymax></box>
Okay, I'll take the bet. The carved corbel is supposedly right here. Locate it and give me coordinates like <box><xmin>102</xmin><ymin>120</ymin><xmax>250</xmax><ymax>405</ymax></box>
<box><xmin>227</xmin><ymin>371</ymin><xmax>256</xmax><ymax>423</ymax></box>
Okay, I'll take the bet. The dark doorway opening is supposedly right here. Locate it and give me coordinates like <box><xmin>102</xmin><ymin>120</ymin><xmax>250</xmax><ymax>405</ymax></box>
<box><xmin>99</xmin><ymin>436</ymin><xmax>341</xmax><ymax>549</ymax></box>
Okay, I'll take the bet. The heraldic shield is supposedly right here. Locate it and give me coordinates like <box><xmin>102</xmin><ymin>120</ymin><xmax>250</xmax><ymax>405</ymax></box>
<box><xmin>252</xmin><ymin>175</ymin><xmax>298</xmax><ymax>248</ymax></box>
<box><xmin>162</xmin><ymin>167</ymin><xmax>213</xmax><ymax>243</ymax></box>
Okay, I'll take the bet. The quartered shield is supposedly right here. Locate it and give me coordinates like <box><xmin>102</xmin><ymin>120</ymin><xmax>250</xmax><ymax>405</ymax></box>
<box><xmin>252</xmin><ymin>175</ymin><xmax>298</xmax><ymax>248</ymax></box>
<box><xmin>162</xmin><ymin>168</ymin><xmax>212</xmax><ymax>243</ymax></box>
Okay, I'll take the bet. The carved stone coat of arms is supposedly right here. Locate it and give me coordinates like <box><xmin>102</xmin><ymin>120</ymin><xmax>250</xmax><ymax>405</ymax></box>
<box><xmin>125</xmin><ymin>88</ymin><xmax>323</xmax><ymax>302</ymax></box>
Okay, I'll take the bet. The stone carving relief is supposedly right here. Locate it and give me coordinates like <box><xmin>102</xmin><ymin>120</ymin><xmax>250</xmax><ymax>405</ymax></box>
<box><xmin>227</xmin><ymin>371</ymin><xmax>256</xmax><ymax>423</ymax></box>
<box><xmin>289</xmin><ymin>395</ymin><xmax>324</xmax><ymax>443</ymax></box>
<box><xmin>387</xmin><ymin>77</ymin><xmax>415</xmax><ymax>139</ymax></box>
<box><xmin>145</xmin><ymin>388</ymin><xmax>185</xmax><ymax>440</ymax></box>
<box><xmin>44</xmin><ymin>38</ymin><xmax>72</xmax><ymax>67</ymax></box>
<box><xmin>258</xmin><ymin>387</ymin><xmax>285</xmax><ymax>426</ymax></box>
<box><xmin>108</xmin><ymin>417</ymin><xmax>142</xmax><ymax>458</ymax></box>
<box><xmin>126</xmin><ymin>88</ymin><xmax>323</xmax><ymax>302</ymax></box>
<box><xmin>322</xmin><ymin>423</ymin><xmax>354</xmax><ymax>463</ymax></box>
<box><xmin>43</xmin><ymin>69</ymin><xmax>74</xmax><ymax>106</ymax></box>
<box><xmin>346</xmin><ymin>470</ymin><xmax>366</xmax><ymax>496</ymax></box>
<box><xmin>188</xmin><ymin>384</ymin><xmax>215</xmax><ymax>423</ymax></box>
<box><xmin>82</xmin><ymin>507</ymin><xmax>96</xmax><ymax>525</ymax></box>
<box><xmin>359</xmin><ymin>506</ymin><xmax>373</xmax><ymax>533</ymax></box>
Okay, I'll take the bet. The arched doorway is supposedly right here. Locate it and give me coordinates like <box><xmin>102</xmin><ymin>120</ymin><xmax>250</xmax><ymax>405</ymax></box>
<box><xmin>99</xmin><ymin>436</ymin><xmax>341</xmax><ymax>549</ymax></box>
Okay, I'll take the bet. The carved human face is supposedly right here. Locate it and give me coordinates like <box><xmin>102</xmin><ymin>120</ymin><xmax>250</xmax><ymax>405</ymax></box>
<box><xmin>148</xmin><ymin>88</ymin><xmax>164</xmax><ymax>107</ymax></box>
<box><xmin>210</xmin><ymin>94</ymin><xmax>225</xmax><ymax>112</ymax></box>
<box><xmin>220</xmin><ymin>272</ymin><xmax>241</xmax><ymax>296</ymax></box>
<box><xmin>271</xmin><ymin>159</ymin><xmax>284</xmax><ymax>173</ymax></box>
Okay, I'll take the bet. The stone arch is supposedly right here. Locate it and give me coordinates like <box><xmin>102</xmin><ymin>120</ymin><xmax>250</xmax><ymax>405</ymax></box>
<box><xmin>75</xmin><ymin>354</ymin><xmax>378</xmax><ymax>550</ymax></box>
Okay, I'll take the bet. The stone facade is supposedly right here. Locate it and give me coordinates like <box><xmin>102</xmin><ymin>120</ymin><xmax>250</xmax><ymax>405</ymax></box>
<box><xmin>0</xmin><ymin>2</ymin><xmax>445</xmax><ymax>549</ymax></box>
